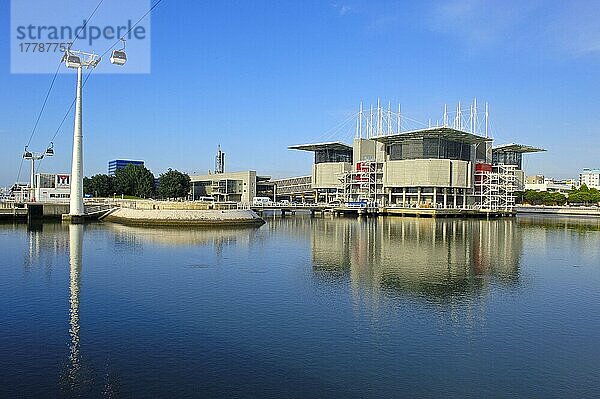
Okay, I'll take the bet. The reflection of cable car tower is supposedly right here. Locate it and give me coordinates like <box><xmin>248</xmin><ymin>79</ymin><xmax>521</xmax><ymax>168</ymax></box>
<box><xmin>22</xmin><ymin>143</ymin><xmax>54</xmax><ymax>202</ymax></box>
<box><xmin>67</xmin><ymin>223</ymin><xmax>83</xmax><ymax>387</ymax></box>
<box><xmin>62</xmin><ymin>41</ymin><xmax>127</xmax><ymax>218</ymax></box>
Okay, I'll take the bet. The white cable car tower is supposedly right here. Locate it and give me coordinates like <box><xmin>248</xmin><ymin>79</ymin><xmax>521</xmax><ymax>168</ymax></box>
<box><xmin>62</xmin><ymin>42</ymin><xmax>126</xmax><ymax>219</ymax></box>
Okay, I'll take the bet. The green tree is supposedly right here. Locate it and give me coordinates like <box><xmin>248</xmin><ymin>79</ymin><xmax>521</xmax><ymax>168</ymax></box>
<box><xmin>83</xmin><ymin>177</ymin><xmax>92</xmax><ymax>196</ymax></box>
<box><xmin>514</xmin><ymin>191</ymin><xmax>526</xmax><ymax>204</ymax></box>
<box><xmin>84</xmin><ymin>174</ymin><xmax>115</xmax><ymax>197</ymax></box>
<box><xmin>567</xmin><ymin>185</ymin><xmax>600</xmax><ymax>205</ymax></box>
<box><xmin>521</xmin><ymin>190</ymin><xmax>566</xmax><ymax>206</ymax></box>
<box><xmin>523</xmin><ymin>190</ymin><xmax>542</xmax><ymax>205</ymax></box>
<box><xmin>114</xmin><ymin>164</ymin><xmax>155</xmax><ymax>198</ymax></box>
<box><xmin>158</xmin><ymin>169</ymin><xmax>191</xmax><ymax>199</ymax></box>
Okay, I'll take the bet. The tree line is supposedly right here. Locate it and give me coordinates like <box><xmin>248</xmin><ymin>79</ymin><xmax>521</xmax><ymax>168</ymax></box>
<box><xmin>83</xmin><ymin>164</ymin><xmax>191</xmax><ymax>199</ymax></box>
<box><xmin>515</xmin><ymin>184</ymin><xmax>600</xmax><ymax>206</ymax></box>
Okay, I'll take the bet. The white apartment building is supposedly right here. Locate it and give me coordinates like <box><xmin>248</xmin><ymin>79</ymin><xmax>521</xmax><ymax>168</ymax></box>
<box><xmin>580</xmin><ymin>169</ymin><xmax>600</xmax><ymax>189</ymax></box>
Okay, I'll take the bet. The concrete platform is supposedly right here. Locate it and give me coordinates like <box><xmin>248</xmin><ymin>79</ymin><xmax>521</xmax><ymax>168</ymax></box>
<box><xmin>61</xmin><ymin>214</ymin><xmax>86</xmax><ymax>223</ymax></box>
<box><xmin>382</xmin><ymin>207</ymin><xmax>516</xmax><ymax>218</ymax></box>
<box><xmin>101</xmin><ymin>207</ymin><xmax>266</xmax><ymax>227</ymax></box>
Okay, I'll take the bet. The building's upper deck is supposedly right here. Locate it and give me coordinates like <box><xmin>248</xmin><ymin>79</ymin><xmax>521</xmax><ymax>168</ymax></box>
<box><xmin>492</xmin><ymin>143</ymin><xmax>546</xmax><ymax>153</ymax></box>
<box><xmin>289</xmin><ymin>141</ymin><xmax>353</xmax><ymax>164</ymax></box>
<box><xmin>371</xmin><ymin>127</ymin><xmax>491</xmax><ymax>145</ymax></box>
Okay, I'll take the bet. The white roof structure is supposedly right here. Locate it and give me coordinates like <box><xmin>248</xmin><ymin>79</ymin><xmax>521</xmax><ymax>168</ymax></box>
<box><xmin>493</xmin><ymin>143</ymin><xmax>546</xmax><ymax>153</ymax></box>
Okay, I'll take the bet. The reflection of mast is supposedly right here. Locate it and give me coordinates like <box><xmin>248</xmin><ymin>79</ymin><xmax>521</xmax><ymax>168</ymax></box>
<box><xmin>66</xmin><ymin>223</ymin><xmax>83</xmax><ymax>388</ymax></box>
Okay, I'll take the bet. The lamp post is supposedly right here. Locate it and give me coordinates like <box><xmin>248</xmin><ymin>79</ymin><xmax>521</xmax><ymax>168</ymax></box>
<box><xmin>62</xmin><ymin>43</ymin><xmax>126</xmax><ymax>219</ymax></box>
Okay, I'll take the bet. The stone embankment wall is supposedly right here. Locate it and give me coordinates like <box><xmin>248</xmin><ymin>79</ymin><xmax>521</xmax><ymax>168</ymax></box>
<box><xmin>516</xmin><ymin>205</ymin><xmax>600</xmax><ymax>217</ymax></box>
<box><xmin>103</xmin><ymin>207</ymin><xmax>265</xmax><ymax>226</ymax></box>
<box><xmin>102</xmin><ymin>199</ymin><xmax>238</xmax><ymax>211</ymax></box>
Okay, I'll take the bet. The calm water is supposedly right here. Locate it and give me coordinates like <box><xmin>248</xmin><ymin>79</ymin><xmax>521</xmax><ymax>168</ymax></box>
<box><xmin>1</xmin><ymin>215</ymin><xmax>599</xmax><ymax>398</ymax></box>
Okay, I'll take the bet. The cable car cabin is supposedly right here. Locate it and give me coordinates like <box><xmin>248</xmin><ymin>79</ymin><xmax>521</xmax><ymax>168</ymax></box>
<box><xmin>23</xmin><ymin>151</ymin><xmax>33</xmax><ymax>159</ymax></box>
<box><xmin>45</xmin><ymin>147</ymin><xmax>54</xmax><ymax>156</ymax></box>
<box><xmin>64</xmin><ymin>54</ymin><xmax>82</xmax><ymax>69</ymax></box>
<box><xmin>110</xmin><ymin>50</ymin><xmax>127</xmax><ymax>66</ymax></box>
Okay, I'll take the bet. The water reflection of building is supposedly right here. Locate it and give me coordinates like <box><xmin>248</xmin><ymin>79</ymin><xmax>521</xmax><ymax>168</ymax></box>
<box><xmin>24</xmin><ymin>221</ymin><xmax>69</xmax><ymax>273</ymax></box>
<box><xmin>309</xmin><ymin>217</ymin><xmax>523</xmax><ymax>301</ymax></box>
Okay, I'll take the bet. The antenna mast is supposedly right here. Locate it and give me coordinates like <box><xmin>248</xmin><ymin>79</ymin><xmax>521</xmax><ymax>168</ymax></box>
<box><xmin>359</xmin><ymin>102</ymin><xmax>363</xmax><ymax>139</ymax></box>
<box><xmin>397</xmin><ymin>103</ymin><xmax>401</xmax><ymax>133</ymax></box>
<box><xmin>387</xmin><ymin>102</ymin><xmax>391</xmax><ymax>135</ymax></box>
<box><xmin>485</xmin><ymin>102</ymin><xmax>489</xmax><ymax>138</ymax></box>
<box><xmin>443</xmin><ymin>104</ymin><xmax>448</xmax><ymax>127</ymax></box>
<box><xmin>215</xmin><ymin>145</ymin><xmax>225</xmax><ymax>174</ymax></box>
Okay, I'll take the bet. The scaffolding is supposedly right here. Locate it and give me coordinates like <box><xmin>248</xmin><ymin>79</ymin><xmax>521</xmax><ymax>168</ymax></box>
<box><xmin>475</xmin><ymin>164</ymin><xmax>516</xmax><ymax>210</ymax></box>
<box><xmin>338</xmin><ymin>161</ymin><xmax>383</xmax><ymax>205</ymax></box>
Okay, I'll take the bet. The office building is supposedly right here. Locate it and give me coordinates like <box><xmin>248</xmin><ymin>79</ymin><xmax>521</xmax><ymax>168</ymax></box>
<box><xmin>189</xmin><ymin>171</ymin><xmax>272</xmax><ymax>203</ymax></box>
<box><xmin>108</xmin><ymin>159</ymin><xmax>145</xmax><ymax>176</ymax></box>
<box><xmin>525</xmin><ymin>175</ymin><xmax>576</xmax><ymax>193</ymax></box>
<box><xmin>580</xmin><ymin>169</ymin><xmax>600</xmax><ymax>189</ymax></box>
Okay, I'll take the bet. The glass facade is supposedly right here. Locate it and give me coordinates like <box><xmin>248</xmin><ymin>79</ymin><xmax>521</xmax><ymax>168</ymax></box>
<box><xmin>37</xmin><ymin>174</ymin><xmax>56</xmax><ymax>189</ymax></box>
<box><xmin>108</xmin><ymin>160</ymin><xmax>145</xmax><ymax>176</ymax></box>
<box><xmin>492</xmin><ymin>151</ymin><xmax>522</xmax><ymax>169</ymax></box>
<box><xmin>387</xmin><ymin>138</ymin><xmax>472</xmax><ymax>161</ymax></box>
<box><xmin>314</xmin><ymin>149</ymin><xmax>352</xmax><ymax>164</ymax></box>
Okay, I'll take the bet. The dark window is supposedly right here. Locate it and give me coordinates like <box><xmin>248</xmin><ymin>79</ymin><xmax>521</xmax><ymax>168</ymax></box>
<box><xmin>388</xmin><ymin>138</ymin><xmax>471</xmax><ymax>161</ymax></box>
<box><xmin>314</xmin><ymin>148</ymin><xmax>352</xmax><ymax>164</ymax></box>
<box><xmin>492</xmin><ymin>151</ymin><xmax>522</xmax><ymax>169</ymax></box>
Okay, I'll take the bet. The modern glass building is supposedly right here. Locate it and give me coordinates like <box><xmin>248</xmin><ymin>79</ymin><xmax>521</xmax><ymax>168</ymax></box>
<box><xmin>289</xmin><ymin>128</ymin><xmax>545</xmax><ymax>209</ymax></box>
<box><xmin>108</xmin><ymin>160</ymin><xmax>145</xmax><ymax>176</ymax></box>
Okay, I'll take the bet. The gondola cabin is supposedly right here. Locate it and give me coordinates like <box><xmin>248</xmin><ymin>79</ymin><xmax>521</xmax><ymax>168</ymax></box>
<box><xmin>110</xmin><ymin>50</ymin><xmax>127</xmax><ymax>66</ymax></box>
<box><xmin>65</xmin><ymin>54</ymin><xmax>82</xmax><ymax>69</ymax></box>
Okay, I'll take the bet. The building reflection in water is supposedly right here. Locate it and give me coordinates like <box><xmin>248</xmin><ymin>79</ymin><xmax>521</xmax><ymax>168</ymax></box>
<box><xmin>308</xmin><ymin>217</ymin><xmax>523</xmax><ymax>303</ymax></box>
<box><xmin>23</xmin><ymin>221</ymin><xmax>69</xmax><ymax>275</ymax></box>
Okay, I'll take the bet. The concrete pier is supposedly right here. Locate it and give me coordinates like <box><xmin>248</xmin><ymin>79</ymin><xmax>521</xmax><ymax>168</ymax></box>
<box><xmin>102</xmin><ymin>207</ymin><xmax>265</xmax><ymax>227</ymax></box>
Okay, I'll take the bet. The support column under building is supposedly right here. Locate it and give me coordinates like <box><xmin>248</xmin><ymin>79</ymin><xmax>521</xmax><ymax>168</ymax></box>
<box><xmin>453</xmin><ymin>188</ymin><xmax>457</xmax><ymax>209</ymax></box>
<box><xmin>402</xmin><ymin>188</ymin><xmax>406</xmax><ymax>207</ymax></box>
<box><xmin>443</xmin><ymin>188</ymin><xmax>447</xmax><ymax>209</ymax></box>
<box><xmin>433</xmin><ymin>187</ymin><xmax>437</xmax><ymax>208</ymax></box>
<box><xmin>417</xmin><ymin>187</ymin><xmax>421</xmax><ymax>207</ymax></box>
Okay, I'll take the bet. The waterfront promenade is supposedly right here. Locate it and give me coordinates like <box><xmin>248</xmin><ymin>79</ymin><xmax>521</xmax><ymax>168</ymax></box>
<box><xmin>5</xmin><ymin>199</ymin><xmax>600</xmax><ymax>222</ymax></box>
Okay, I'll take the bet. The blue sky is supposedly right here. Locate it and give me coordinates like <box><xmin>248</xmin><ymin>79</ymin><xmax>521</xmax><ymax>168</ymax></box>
<box><xmin>1</xmin><ymin>0</ymin><xmax>600</xmax><ymax>185</ymax></box>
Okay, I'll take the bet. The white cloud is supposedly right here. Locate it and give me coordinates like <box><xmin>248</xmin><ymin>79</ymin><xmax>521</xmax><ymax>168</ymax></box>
<box><xmin>551</xmin><ymin>2</ymin><xmax>600</xmax><ymax>56</ymax></box>
<box><xmin>430</xmin><ymin>0</ymin><xmax>540</xmax><ymax>46</ymax></box>
<box><xmin>429</xmin><ymin>0</ymin><xmax>600</xmax><ymax>57</ymax></box>
<box><xmin>332</xmin><ymin>2</ymin><xmax>353</xmax><ymax>16</ymax></box>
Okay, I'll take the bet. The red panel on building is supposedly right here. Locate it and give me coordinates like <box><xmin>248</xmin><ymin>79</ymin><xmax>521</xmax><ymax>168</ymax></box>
<box><xmin>475</xmin><ymin>163</ymin><xmax>492</xmax><ymax>172</ymax></box>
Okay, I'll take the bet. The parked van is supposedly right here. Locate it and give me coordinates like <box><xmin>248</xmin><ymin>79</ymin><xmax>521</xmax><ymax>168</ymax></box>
<box><xmin>252</xmin><ymin>197</ymin><xmax>272</xmax><ymax>206</ymax></box>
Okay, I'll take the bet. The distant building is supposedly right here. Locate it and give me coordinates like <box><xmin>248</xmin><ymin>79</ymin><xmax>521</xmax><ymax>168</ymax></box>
<box><xmin>491</xmin><ymin>143</ymin><xmax>546</xmax><ymax>191</ymax></box>
<box><xmin>525</xmin><ymin>175</ymin><xmax>575</xmax><ymax>193</ymax></box>
<box><xmin>189</xmin><ymin>171</ymin><xmax>272</xmax><ymax>203</ymax></box>
<box><xmin>289</xmin><ymin>133</ymin><xmax>543</xmax><ymax>209</ymax></box>
<box><xmin>108</xmin><ymin>159</ymin><xmax>144</xmax><ymax>176</ymax></box>
<box><xmin>272</xmin><ymin>176</ymin><xmax>313</xmax><ymax>202</ymax></box>
<box><xmin>580</xmin><ymin>169</ymin><xmax>600</xmax><ymax>189</ymax></box>
<box><xmin>9</xmin><ymin>183</ymin><xmax>30</xmax><ymax>202</ymax></box>
<box><xmin>12</xmin><ymin>173</ymin><xmax>71</xmax><ymax>202</ymax></box>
